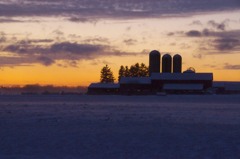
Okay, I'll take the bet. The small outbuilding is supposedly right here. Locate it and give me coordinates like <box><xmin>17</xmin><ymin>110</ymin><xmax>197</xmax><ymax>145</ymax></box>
<box><xmin>87</xmin><ymin>83</ymin><xmax>120</xmax><ymax>95</ymax></box>
<box><xmin>213</xmin><ymin>82</ymin><xmax>240</xmax><ymax>94</ymax></box>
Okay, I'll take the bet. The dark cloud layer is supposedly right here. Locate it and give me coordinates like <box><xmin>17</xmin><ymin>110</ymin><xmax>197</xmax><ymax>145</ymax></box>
<box><xmin>169</xmin><ymin>28</ymin><xmax>240</xmax><ymax>53</ymax></box>
<box><xmin>213</xmin><ymin>38</ymin><xmax>239</xmax><ymax>51</ymax></box>
<box><xmin>185</xmin><ymin>30</ymin><xmax>202</xmax><ymax>37</ymax></box>
<box><xmin>0</xmin><ymin>40</ymin><xmax>139</xmax><ymax>67</ymax></box>
<box><xmin>37</xmin><ymin>56</ymin><xmax>55</xmax><ymax>66</ymax></box>
<box><xmin>50</xmin><ymin>42</ymin><xmax>106</xmax><ymax>55</ymax></box>
<box><xmin>0</xmin><ymin>0</ymin><xmax>239</xmax><ymax>20</ymax></box>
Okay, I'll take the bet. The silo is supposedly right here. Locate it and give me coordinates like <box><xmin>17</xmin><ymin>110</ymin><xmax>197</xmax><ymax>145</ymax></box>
<box><xmin>149</xmin><ymin>50</ymin><xmax>161</xmax><ymax>75</ymax></box>
<box><xmin>162</xmin><ymin>54</ymin><xmax>172</xmax><ymax>73</ymax></box>
<box><xmin>173</xmin><ymin>54</ymin><xmax>182</xmax><ymax>73</ymax></box>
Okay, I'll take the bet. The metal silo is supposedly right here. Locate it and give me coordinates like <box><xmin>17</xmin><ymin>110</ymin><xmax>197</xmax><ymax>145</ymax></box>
<box><xmin>149</xmin><ymin>50</ymin><xmax>161</xmax><ymax>75</ymax></box>
<box><xmin>173</xmin><ymin>54</ymin><xmax>182</xmax><ymax>73</ymax></box>
<box><xmin>162</xmin><ymin>54</ymin><xmax>172</xmax><ymax>73</ymax></box>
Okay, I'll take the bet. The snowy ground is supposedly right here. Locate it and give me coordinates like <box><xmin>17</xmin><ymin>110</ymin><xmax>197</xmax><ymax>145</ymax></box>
<box><xmin>0</xmin><ymin>95</ymin><xmax>240</xmax><ymax>159</ymax></box>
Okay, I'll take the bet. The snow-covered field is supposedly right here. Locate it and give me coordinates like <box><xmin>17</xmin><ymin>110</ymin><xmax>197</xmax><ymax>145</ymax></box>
<box><xmin>0</xmin><ymin>95</ymin><xmax>240</xmax><ymax>159</ymax></box>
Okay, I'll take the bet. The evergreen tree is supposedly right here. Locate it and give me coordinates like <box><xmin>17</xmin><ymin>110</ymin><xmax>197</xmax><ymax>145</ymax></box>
<box><xmin>129</xmin><ymin>63</ymin><xmax>140</xmax><ymax>77</ymax></box>
<box><xmin>139</xmin><ymin>63</ymin><xmax>149</xmax><ymax>77</ymax></box>
<box><xmin>100</xmin><ymin>65</ymin><xmax>115</xmax><ymax>83</ymax></box>
<box><xmin>118</xmin><ymin>65</ymin><xmax>125</xmax><ymax>82</ymax></box>
<box><xmin>129</xmin><ymin>64</ymin><xmax>135</xmax><ymax>77</ymax></box>
<box><xmin>124</xmin><ymin>66</ymin><xmax>130</xmax><ymax>77</ymax></box>
<box><xmin>118</xmin><ymin>63</ymin><xmax>149</xmax><ymax>78</ymax></box>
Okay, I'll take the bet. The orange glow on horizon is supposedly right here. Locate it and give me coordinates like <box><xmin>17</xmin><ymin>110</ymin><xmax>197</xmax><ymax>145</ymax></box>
<box><xmin>0</xmin><ymin>59</ymin><xmax>239</xmax><ymax>87</ymax></box>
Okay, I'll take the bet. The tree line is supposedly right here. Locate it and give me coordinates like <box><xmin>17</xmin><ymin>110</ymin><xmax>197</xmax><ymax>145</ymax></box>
<box><xmin>100</xmin><ymin>63</ymin><xmax>149</xmax><ymax>83</ymax></box>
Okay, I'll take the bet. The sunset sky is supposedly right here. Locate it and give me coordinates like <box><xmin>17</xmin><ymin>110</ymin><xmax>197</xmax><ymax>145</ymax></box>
<box><xmin>0</xmin><ymin>0</ymin><xmax>240</xmax><ymax>86</ymax></box>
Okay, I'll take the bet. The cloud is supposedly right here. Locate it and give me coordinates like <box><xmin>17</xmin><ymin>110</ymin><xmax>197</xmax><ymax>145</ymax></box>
<box><xmin>203</xmin><ymin>64</ymin><xmax>218</xmax><ymax>68</ymax></box>
<box><xmin>190</xmin><ymin>20</ymin><xmax>202</xmax><ymax>26</ymax></box>
<box><xmin>185</xmin><ymin>30</ymin><xmax>202</xmax><ymax>37</ymax></box>
<box><xmin>180</xmin><ymin>43</ymin><xmax>191</xmax><ymax>49</ymax></box>
<box><xmin>0</xmin><ymin>32</ymin><xmax>6</xmax><ymax>43</ymax></box>
<box><xmin>67</xmin><ymin>17</ymin><xmax>97</xmax><ymax>23</ymax></box>
<box><xmin>49</xmin><ymin>42</ymin><xmax>106</xmax><ymax>55</ymax></box>
<box><xmin>82</xmin><ymin>37</ymin><xmax>110</xmax><ymax>44</ymax></box>
<box><xmin>0</xmin><ymin>17</ymin><xmax>24</xmax><ymax>23</ymax></box>
<box><xmin>2</xmin><ymin>41</ymin><xmax>109</xmax><ymax>57</ymax></box>
<box><xmin>0</xmin><ymin>40</ymin><xmax>139</xmax><ymax>67</ymax></box>
<box><xmin>37</xmin><ymin>56</ymin><xmax>55</xmax><ymax>66</ymax></box>
<box><xmin>207</xmin><ymin>20</ymin><xmax>229</xmax><ymax>31</ymax></box>
<box><xmin>0</xmin><ymin>17</ymin><xmax>40</xmax><ymax>23</ymax></box>
<box><xmin>213</xmin><ymin>38</ymin><xmax>239</xmax><ymax>51</ymax></box>
<box><xmin>223</xmin><ymin>63</ymin><xmax>240</xmax><ymax>70</ymax></box>
<box><xmin>0</xmin><ymin>56</ymin><xmax>34</xmax><ymax>67</ymax></box>
<box><xmin>201</xmin><ymin>30</ymin><xmax>240</xmax><ymax>52</ymax></box>
<box><xmin>0</xmin><ymin>0</ymin><xmax>239</xmax><ymax>19</ymax></box>
<box><xmin>51</xmin><ymin>29</ymin><xmax>65</xmax><ymax>41</ymax></box>
<box><xmin>90</xmin><ymin>60</ymin><xmax>113</xmax><ymax>66</ymax></box>
<box><xmin>169</xmin><ymin>28</ymin><xmax>240</xmax><ymax>53</ymax></box>
<box><xmin>167</xmin><ymin>32</ymin><xmax>175</xmax><ymax>36</ymax></box>
<box><xmin>57</xmin><ymin>60</ymin><xmax>79</xmax><ymax>68</ymax></box>
<box><xmin>126</xmin><ymin>26</ymin><xmax>132</xmax><ymax>31</ymax></box>
<box><xmin>28</xmin><ymin>39</ymin><xmax>54</xmax><ymax>43</ymax></box>
<box><xmin>185</xmin><ymin>29</ymin><xmax>240</xmax><ymax>39</ymax></box>
<box><xmin>167</xmin><ymin>31</ymin><xmax>184</xmax><ymax>37</ymax></box>
<box><xmin>123</xmin><ymin>39</ymin><xmax>137</xmax><ymax>45</ymax></box>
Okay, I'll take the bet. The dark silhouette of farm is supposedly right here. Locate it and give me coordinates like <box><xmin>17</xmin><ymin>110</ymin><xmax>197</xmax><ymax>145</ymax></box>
<box><xmin>88</xmin><ymin>50</ymin><xmax>215</xmax><ymax>95</ymax></box>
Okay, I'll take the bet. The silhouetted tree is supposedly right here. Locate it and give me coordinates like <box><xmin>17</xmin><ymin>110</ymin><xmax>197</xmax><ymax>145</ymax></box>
<box><xmin>125</xmin><ymin>66</ymin><xmax>130</xmax><ymax>77</ymax></box>
<box><xmin>139</xmin><ymin>63</ymin><xmax>149</xmax><ymax>77</ymax></box>
<box><xmin>118</xmin><ymin>63</ymin><xmax>149</xmax><ymax>79</ymax></box>
<box><xmin>118</xmin><ymin>65</ymin><xmax>125</xmax><ymax>81</ymax></box>
<box><xmin>100</xmin><ymin>65</ymin><xmax>115</xmax><ymax>83</ymax></box>
<box><xmin>129</xmin><ymin>63</ymin><xmax>140</xmax><ymax>77</ymax></box>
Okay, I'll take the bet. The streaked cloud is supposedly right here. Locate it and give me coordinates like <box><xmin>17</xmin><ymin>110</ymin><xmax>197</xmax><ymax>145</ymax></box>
<box><xmin>168</xmin><ymin>27</ymin><xmax>240</xmax><ymax>53</ymax></box>
<box><xmin>0</xmin><ymin>17</ymin><xmax>24</xmax><ymax>23</ymax></box>
<box><xmin>185</xmin><ymin>30</ymin><xmax>202</xmax><ymax>37</ymax></box>
<box><xmin>213</xmin><ymin>38</ymin><xmax>239</xmax><ymax>51</ymax></box>
<box><xmin>223</xmin><ymin>63</ymin><xmax>240</xmax><ymax>70</ymax></box>
<box><xmin>0</xmin><ymin>40</ymin><xmax>141</xmax><ymax>67</ymax></box>
<box><xmin>0</xmin><ymin>0</ymin><xmax>239</xmax><ymax>20</ymax></box>
<box><xmin>123</xmin><ymin>39</ymin><xmax>137</xmax><ymax>45</ymax></box>
<box><xmin>82</xmin><ymin>37</ymin><xmax>110</xmax><ymax>44</ymax></box>
<box><xmin>67</xmin><ymin>17</ymin><xmax>97</xmax><ymax>23</ymax></box>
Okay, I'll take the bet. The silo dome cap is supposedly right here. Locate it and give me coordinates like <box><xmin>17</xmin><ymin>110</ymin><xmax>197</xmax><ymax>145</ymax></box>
<box><xmin>162</xmin><ymin>54</ymin><xmax>171</xmax><ymax>58</ymax></box>
<box><xmin>149</xmin><ymin>50</ymin><xmax>160</xmax><ymax>55</ymax></box>
<box><xmin>173</xmin><ymin>54</ymin><xmax>181</xmax><ymax>57</ymax></box>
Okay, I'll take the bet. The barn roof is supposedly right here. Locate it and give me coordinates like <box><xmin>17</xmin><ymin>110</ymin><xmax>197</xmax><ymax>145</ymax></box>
<box><xmin>151</xmin><ymin>73</ymin><xmax>213</xmax><ymax>81</ymax></box>
<box><xmin>88</xmin><ymin>83</ymin><xmax>120</xmax><ymax>89</ymax></box>
<box><xmin>120</xmin><ymin>77</ymin><xmax>151</xmax><ymax>84</ymax></box>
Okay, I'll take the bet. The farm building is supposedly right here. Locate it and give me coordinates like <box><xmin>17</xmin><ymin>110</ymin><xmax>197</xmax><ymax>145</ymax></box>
<box><xmin>88</xmin><ymin>50</ymin><xmax>214</xmax><ymax>95</ymax></box>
